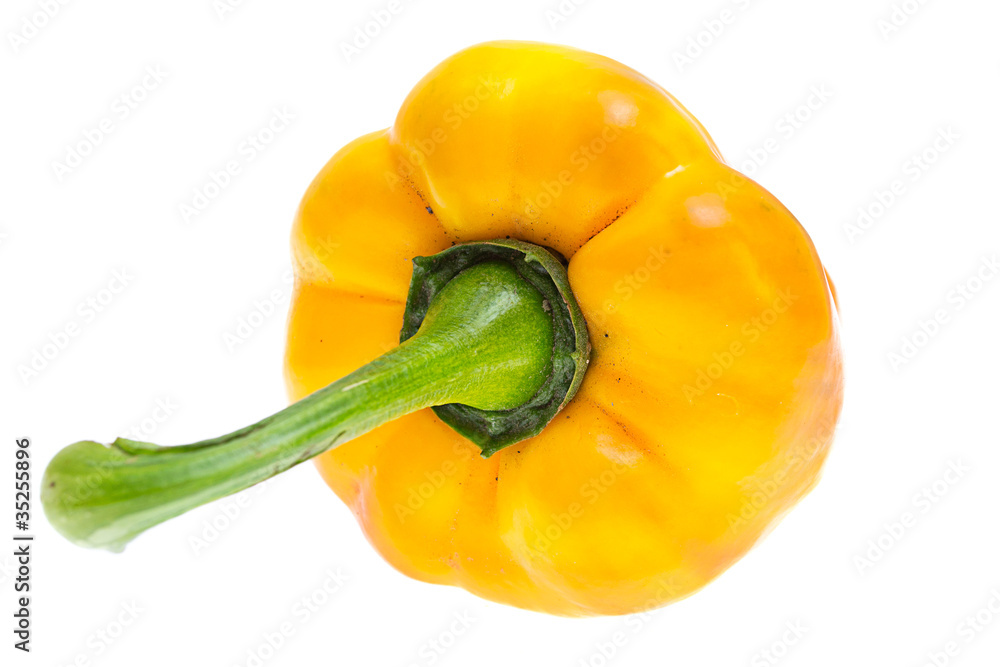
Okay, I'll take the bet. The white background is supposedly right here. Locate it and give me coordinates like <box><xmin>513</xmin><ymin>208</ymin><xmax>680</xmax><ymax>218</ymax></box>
<box><xmin>2</xmin><ymin>0</ymin><xmax>999</xmax><ymax>665</ymax></box>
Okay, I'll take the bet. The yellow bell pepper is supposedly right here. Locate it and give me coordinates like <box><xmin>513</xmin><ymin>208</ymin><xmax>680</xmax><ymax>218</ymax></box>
<box><xmin>285</xmin><ymin>41</ymin><xmax>843</xmax><ymax>616</ymax></box>
<box><xmin>42</xmin><ymin>41</ymin><xmax>841</xmax><ymax>619</ymax></box>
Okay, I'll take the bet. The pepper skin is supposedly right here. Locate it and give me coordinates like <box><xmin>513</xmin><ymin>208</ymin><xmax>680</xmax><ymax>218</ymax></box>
<box><xmin>284</xmin><ymin>41</ymin><xmax>843</xmax><ymax>616</ymax></box>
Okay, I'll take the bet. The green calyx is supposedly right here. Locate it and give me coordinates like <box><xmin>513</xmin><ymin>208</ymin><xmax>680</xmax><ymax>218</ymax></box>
<box><xmin>401</xmin><ymin>239</ymin><xmax>590</xmax><ymax>456</ymax></box>
<box><xmin>41</xmin><ymin>239</ymin><xmax>590</xmax><ymax>551</ymax></box>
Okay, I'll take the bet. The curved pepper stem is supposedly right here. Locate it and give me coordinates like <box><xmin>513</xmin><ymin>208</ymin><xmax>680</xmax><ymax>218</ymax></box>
<box><xmin>42</xmin><ymin>256</ymin><xmax>581</xmax><ymax>552</ymax></box>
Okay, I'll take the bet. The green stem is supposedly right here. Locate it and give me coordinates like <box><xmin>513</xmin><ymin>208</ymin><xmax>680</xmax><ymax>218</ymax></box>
<box><xmin>43</xmin><ymin>260</ymin><xmax>555</xmax><ymax>551</ymax></box>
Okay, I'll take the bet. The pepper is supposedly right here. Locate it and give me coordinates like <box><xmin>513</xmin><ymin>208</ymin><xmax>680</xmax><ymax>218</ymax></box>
<box><xmin>43</xmin><ymin>41</ymin><xmax>843</xmax><ymax>617</ymax></box>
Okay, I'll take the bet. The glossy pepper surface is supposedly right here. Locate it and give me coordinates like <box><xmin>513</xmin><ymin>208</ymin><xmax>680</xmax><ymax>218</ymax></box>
<box><xmin>285</xmin><ymin>41</ymin><xmax>843</xmax><ymax>616</ymax></box>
